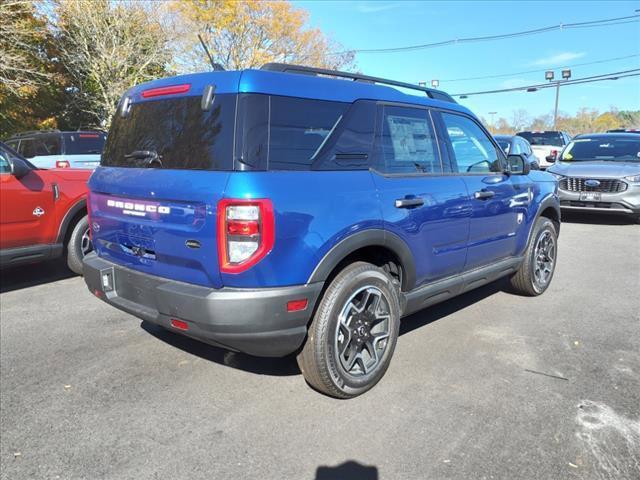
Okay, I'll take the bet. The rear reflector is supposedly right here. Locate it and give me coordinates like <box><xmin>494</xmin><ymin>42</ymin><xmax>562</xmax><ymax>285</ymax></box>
<box><xmin>170</xmin><ymin>319</ymin><xmax>189</xmax><ymax>331</ymax></box>
<box><xmin>142</xmin><ymin>84</ymin><xmax>191</xmax><ymax>98</ymax></box>
<box><xmin>287</xmin><ymin>299</ymin><xmax>308</xmax><ymax>312</ymax></box>
<box><xmin>93</xmin><ymin>289</ymin><xmax>103</xmax><ymax>298</ymax></box>
<box><xmin>56</xmin><ymin>160</ymin><xmax>70</xmax><ymax>168</ymax></box>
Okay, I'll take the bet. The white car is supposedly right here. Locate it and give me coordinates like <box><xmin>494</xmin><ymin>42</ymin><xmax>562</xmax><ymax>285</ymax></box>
<box><xmin>516</xmin><ymin>131</ymin><xmax>571</xmax><ymax>169</ymax></box>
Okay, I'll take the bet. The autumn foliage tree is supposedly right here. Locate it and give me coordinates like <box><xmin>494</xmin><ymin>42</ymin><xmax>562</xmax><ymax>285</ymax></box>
<box><xmin>171</xmin><ymin>0</ymin><xmax>355</xmax><ymax>72</ymax></box>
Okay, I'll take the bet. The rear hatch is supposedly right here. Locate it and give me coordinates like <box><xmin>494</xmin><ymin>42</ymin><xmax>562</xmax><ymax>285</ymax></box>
<box><xmin>88</xmin><ymin>73</ymin><xmax>240</xmax><ymax>288</ymax></box>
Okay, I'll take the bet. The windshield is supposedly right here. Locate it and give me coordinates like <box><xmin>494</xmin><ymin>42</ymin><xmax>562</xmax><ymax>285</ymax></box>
<box><xmin>560</xmin><ymin>137</ymin><xmax>640</xmax><ymax>162</ymax></box>
<box><xmin>64</xmin><ymin>132</ymin><xmax>106</xmax><ymax>155</ymax></box>
<box><xmin>518</xmin><ymin>132</ymin><xmax>564</xmax><ymax>147</ymax></box>
<box><xmin>496</xmin><ymin>139</ymin><xmax>510</xmax><ymax>153</ymax></box>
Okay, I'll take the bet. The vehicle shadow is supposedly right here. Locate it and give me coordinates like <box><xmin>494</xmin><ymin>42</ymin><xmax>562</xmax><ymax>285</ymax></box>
<box><xmin>142</xmin><ymin>278</ymin><xmax>507</xmax><ymax>377</ymax></box>
<box><xmin>561</xmin><ymin>211</ymin><xmax>637</xmax><ymax>225</ymax></box>
<box><xmin>141</xmin><ymin>321</ymin><xmax>301</xmax><ymax>376</ymax></box>
<box><xmin>0</xmin><ymin>260</ymin><xmax>75</xmax><ymax>294</ymax></box>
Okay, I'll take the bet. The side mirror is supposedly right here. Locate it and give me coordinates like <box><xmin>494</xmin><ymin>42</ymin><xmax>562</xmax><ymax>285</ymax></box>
<box><xmin>506</xmin><ymin>154</ymin><xmax>530</xmax><ymax>175</ymax></box>
<box><xmin>10</xmin><ymin>156</ymin><xmax>31</xmax><ymax>179</ymax></box>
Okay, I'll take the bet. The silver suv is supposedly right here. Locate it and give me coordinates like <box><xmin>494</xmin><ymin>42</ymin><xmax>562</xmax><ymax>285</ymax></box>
<box><xmin>547</xmin><ymin>133</ymin><xmax>640</xmax><ymax>222</ymax></box>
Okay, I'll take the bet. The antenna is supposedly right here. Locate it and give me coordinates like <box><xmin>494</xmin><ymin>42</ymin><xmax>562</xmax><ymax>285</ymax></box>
<box><xmin>197</xmin><ymin>34</ymin><xmax>225</xmax><ymax>71</ymax></box>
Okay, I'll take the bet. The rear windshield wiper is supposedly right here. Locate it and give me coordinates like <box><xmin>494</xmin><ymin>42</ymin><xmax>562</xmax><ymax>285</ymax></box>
<box><xmin>124</xmin><ymin>150</ymin><xmax>162</xmax><ymax>168</ymax></box>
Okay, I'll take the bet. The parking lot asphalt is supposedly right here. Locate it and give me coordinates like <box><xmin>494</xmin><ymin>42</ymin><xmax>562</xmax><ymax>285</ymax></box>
<box><xmin>1</xmin><ymin>213</ymin><xmax>639</xmax><ymax>480</ymax></box>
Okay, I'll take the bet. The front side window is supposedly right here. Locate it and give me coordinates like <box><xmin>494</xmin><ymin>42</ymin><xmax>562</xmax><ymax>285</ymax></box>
<box><xmin>441</xmin><ymin>112</ymin><xmax>502</xmax><ymax>174</ymax></box>
<box><xmin>375</xmin><ymin>105</ymin><xmax>440</xmax><ymax>174</ymax></box>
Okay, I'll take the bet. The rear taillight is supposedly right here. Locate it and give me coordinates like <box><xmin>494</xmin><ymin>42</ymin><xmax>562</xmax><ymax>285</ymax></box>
<box><xmin>56</xmin><ymin>160</ymin><xmax>70</xmax><ymax>168</ymax></box>
<box><xmin>141</xmin><ymin>84</ymin><xmax>191</xmax><ymax>98</ymax></box>
<box><xmin>217</xmin><ymin>199</ymin><xmax>274</xmax><ymax>274</ymax></box>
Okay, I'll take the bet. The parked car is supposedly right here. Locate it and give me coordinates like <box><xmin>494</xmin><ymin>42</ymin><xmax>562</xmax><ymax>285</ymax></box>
<box><xmin>547</xmin><ymin>133</ymin><xmax>640</xmax><ymax>222</ymax></box>
<box><xmin>516</xmin><ymin>130</ymin><xmax>571</xmax><ymax>169</ymax></box>
<box><xmin>83</xmin><ymin>63</ymin><xmax>560</xmax><ymax>398</ymax></box>
<box><xmin>4</xmin><ymin>130</ymin><xmax>106</xmax><ymax>169</ymax></box>
<box><xmin>494</xmin><ymin>135</ymin><xmax>540</xmax><ymax>170</ymax></box>
<box><xmin>0</xmin><ymin>142</ymin><xmax>93</xmax><ymax>274</ymax></box>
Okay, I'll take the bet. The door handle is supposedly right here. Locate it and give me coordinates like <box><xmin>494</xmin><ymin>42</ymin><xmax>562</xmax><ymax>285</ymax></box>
<box><xmin>395</xmin><ymin>197</ymin><xmax>424</xmax><ymax>208</ymax></box>
<box><xmin>474</xmin><ymin>190</ymin><xmax>495</xmax><ymax>200</ymax></box>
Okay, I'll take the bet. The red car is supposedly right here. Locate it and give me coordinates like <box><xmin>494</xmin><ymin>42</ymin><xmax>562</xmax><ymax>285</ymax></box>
<box><xmin>0</xmin><ymin>142</ymin><xmax>92</xmax><ymax>274</ymax></box>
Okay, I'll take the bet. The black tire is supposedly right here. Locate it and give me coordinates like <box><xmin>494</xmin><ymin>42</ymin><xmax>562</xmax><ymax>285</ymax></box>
<box><xmin>509</xmin><ymin>217</ymin><xmax>558</xmax><ymax>296</ymax></box>
<box><xmin>66</xmin><ymin>215</ymin><xmax>92</xmax><ymax>275</ymax></box>
<box><xmin>297</xmin><ymin>262</ymin><xmax>401</xmax><ymax>399</ymax></box>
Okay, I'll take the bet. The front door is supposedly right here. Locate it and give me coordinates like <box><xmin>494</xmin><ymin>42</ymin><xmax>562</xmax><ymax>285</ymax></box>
<box><xmin>372</xmin><ymin>104</ymin><xmax>470</xmax><ymax>287</ymax></box>
<box><xmin>437</xmin><ymin>111</ymin><xmax>531</xmax><ymax>270</ymax></box>
<box><xmin>0</xmin><ymin>149</ymin><xmax>55</xmax><ymax>249</ymax></box>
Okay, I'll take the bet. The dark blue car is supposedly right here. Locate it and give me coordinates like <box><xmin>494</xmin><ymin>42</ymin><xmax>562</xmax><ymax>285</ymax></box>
<box><xmin>83</xmin><ymin>64</ymin><xmax>560</xmax><ymax>398</ymax></box>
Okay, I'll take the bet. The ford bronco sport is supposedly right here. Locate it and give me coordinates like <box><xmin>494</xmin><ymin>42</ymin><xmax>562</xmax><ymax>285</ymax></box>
<box><xmin>83</xmin><ymin>64</ymin><xmax>560</xmax><ymax>398</ymax></box>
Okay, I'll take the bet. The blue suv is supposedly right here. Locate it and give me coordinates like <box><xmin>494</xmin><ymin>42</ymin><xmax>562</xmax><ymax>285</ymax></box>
<box><xmin>83</xmin><ymin>64</ymin><xmax>560</xmax><ymax>398</ymax></box>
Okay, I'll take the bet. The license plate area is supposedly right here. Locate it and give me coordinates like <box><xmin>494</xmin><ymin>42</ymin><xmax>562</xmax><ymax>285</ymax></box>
<box><xmin>580</xmin><ymin>192</ymin><xmax>601</xmax><ymax>202</ymax></box>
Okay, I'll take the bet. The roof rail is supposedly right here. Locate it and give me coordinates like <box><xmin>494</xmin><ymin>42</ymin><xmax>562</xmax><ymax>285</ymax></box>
<box><xmin>261</xmin><ymin>63</ymin><xmax>456</xmax><ymax>103</ymax></box>
<box><xmin>9</xmin><ymin>129</ymin><xmax>61</xmax><ymax>138</ymax></box>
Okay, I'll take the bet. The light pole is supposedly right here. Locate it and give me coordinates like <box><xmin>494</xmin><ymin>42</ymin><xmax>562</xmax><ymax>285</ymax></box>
<box><xmin>431</xmin><ymin>79</ymin><xmax>439</xmax><ymax>89</ymax></box>
<box><xmin>488</xmin><ymin>111</ymin><xmax>497</xmax><ymax>127</ymax></box>
<box><xmin>546</xmin><ymin>69</ymin><xmax>571</xmax><ymax>129</ymax></box>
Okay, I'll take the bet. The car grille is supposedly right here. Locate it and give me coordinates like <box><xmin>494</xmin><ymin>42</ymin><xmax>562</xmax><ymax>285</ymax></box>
<box><xmin>559</xmin><ymin>177</ymin><xmax>627</xmax><ymax>193</ymax></box>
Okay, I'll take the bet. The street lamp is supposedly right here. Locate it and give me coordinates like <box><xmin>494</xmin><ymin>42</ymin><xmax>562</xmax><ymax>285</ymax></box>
<box><xmin>431</xmin><ymin>79</ymin><xmax>440</xmax><ymax>88</ymax></box>
<box><xmin>418</xmin><ymin>81</ymin><xmax>427</xmax><ymax>87</ymax></box>
<box><xmin>548</xmin><ymin>69</ymin><xmax>571</xmax><ymax>129</ymax></box>
<box><xmin>488</xmin><ymin>111</ymin><xmax>497</xmax><ymax>127</ymax></box>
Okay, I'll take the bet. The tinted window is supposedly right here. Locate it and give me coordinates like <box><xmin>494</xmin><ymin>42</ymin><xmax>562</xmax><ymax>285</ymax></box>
<box><xmin>64</xmin><ymin>132</ymin><xmax>106</xmax><ymax>155</ymax></box>
<box><xmin>237</xmin><ymin>95</ymin><xmax>349</xmax><ymax>171</ymax></box>
<box><xmin>560</xmin><ymin>137</ymin><xmax>640</xmax><ymax>162</ymax></box>
<box><xmin>0</xmin><ymin>150</ymin><xmax>10</xmax><ymax>174</ymax></box>
<box><xmin>517</xmin><ymin>131</ymin><xmax>564</xmax><ymax>147</ymax></box>
<box><xmin>18</xmin><ymin>135</ymin><xmax>61</xmax><ymax>158</ymax></box>
<box><xmin>375</xmin><ymin>106</ymin><xmax>440</xmax><ymax>174</ymax></box>
<box><xmin>5</xmin><ymin>140</ymin><xmax>19</xmax><ymax>151</ymax></box>
<box><xmin>102</xmin><ymin>95</ymin><xmax>235</xmax><ymax>170</ymax></box>
<box><xmin>441</xmin><ymin>112</ymin><xmax>502</xmax><ymax>173</ymax></box>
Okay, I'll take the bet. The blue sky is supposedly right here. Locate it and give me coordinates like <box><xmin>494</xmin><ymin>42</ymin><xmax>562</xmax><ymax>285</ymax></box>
<box><xmin>295</xmin><ymin>0</ymin><xmax>640</xmax><ymax>121</ymax></box>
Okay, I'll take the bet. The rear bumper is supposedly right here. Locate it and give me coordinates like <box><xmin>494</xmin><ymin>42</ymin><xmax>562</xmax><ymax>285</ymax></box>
<box><xmin>83</xmin><ymin>253</ymin><xmax>323</xmax><ymax>357</ymax></box>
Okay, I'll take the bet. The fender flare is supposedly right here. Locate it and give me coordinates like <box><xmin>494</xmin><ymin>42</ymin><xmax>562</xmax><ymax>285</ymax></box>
<box><xmin>526</xmin><ymin>194</ymin><xmax>561</xmax><ymax>247</ymax></box>
<box><xmin>55</xmin><ymin>198</ymin><xmax>87</xmax><ymax>244</ymax></box>
<box><xmin>308</xmin><ymin>229</ymin><xmax>417</xmax><ymax>291</ymax></box>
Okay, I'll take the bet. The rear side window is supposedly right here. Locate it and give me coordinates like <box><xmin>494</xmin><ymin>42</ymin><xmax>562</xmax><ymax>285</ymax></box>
<box><xmin>102</xmin><ymin>94</ymin><xmax>235</xmax><ymax>170</ymax></box>
<box><xmin>19</xmin><ymin>135</ymin><xmax>61</xmax><ymax>158</ymax></box>
<box><xmin>237</xmin><ymin>94</ymin><xmax>349</xmax><ymax>170</ymax></box>
<box><xmin>375</xmin><ymin>105</ymin><xmax>440</xmax><ymax>174</ymax></box>
<box><xmin>64</xmin><ymin>132</ymin><xmax>106</xmax><ymax>155</ymax></box>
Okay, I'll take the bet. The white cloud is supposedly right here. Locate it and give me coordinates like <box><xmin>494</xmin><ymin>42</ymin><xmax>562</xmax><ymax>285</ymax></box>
<box><xmin>529</xmin><ymin>52</ymin><xmax>586</xmax><ymax>67</ymax></box>
<box><xmin>355</xmin><ymin>1</ymin><xmax>400</xmax><ymax>13</ymax></box>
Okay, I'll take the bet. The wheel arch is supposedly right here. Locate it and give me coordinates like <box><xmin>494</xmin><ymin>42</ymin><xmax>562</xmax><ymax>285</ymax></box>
<box><xmin>56</xmin><ymin>198</ymin><xmax>87</xmax><ymax>246</ymax></box>
<box><xmin>308</xmin><ymin>229</ymin><xmax>416</xmax><ymax>292</ymax></box>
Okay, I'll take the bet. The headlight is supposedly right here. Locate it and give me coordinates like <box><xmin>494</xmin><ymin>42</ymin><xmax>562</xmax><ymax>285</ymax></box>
<box><xmin>624</xmin><ymin>174</ymin><xmax>640</xmax><ymax>183</ymax></box>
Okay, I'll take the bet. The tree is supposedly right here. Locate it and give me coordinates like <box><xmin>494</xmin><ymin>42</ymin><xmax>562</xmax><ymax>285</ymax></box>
<box><xmin>171</xmin><ymin>0</ymin><xmax>355</xmax><ymax>73</ymax></box>
<box><xmin>51</xmin><ymin>0</ymin><xmax>173</xmax><ymax>128</ymax></box>
<box><xmin>510</xmin><ymin>109</ymin><xmax>530</xmax><ymax>133</ymax></box>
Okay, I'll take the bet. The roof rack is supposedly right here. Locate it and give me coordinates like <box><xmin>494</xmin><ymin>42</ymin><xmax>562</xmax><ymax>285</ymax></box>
<box><xmin>261</xmin><ymin>63</ymin><xmax>456</xmax><ymax>103</ymax></box>
<box><xmin>9</xmin><ymin>129</ymin><xmax>61</xmax><ymax>138</ymax></box>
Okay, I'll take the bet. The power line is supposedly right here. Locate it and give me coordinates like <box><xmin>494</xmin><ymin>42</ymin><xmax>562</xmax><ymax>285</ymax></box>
<box><xmin>331</xmin><ymin>14</ymin><xmax>639</xmax><ymax>55</ymax></box>
<box><xmin>451</xmin><ymin>69</ymin><xmax>640</xmax><ymax>96</ymax></box>
<box><xmin>441</xmin><ymin>54</ymin><xmax>640</xmax><ymax>83</ymax></box>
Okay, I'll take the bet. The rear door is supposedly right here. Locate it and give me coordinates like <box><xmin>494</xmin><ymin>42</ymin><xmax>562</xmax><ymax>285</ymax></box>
<box><xmin>437</xmin><ymin>111</ymin><xmax>531</xmax><ymax>270</ymax></box>
<box><xmin>372</xmin><ymin>104</ymin><xmax>470</xmax><ymax>286</ymax></box>
<box><xmin>89</xmin><ymin>91</ymin><xmax>237</xmax><ymax>288</ymax></box>
<box><xmin>63</xmin><ymin>132</ymin><xmax>106</xmax><ymax>169</ymax></box>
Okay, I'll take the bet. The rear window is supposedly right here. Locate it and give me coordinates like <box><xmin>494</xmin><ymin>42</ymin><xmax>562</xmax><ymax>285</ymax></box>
<box><xmin>517</xmin><ymin>132</ymin><xmax>564</xmax><ymax>147</ymax></box>
<box><xmin>102</xmin><ymin>94</ymin><xmax>235</xmax><ymax>170</ymax></box>
<box><xmin>238</xmin><ymin>94</ymin><xmax>350</xmax><ymax>170</ymax></box>
<box><xmin>64</xmin><ymin>133</ymin><xmax>106</xmax><ymax>155</ymax></box>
